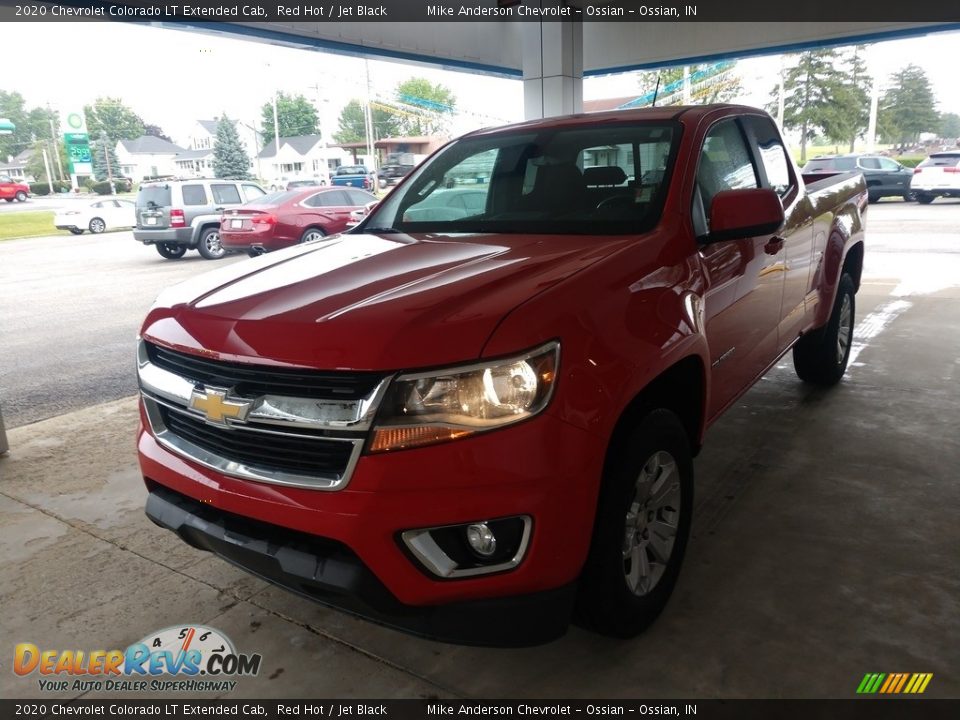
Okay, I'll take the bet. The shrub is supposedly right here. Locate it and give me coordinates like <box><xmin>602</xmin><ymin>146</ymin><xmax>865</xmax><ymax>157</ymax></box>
<box><xmin>29</xmin><ymin>182</ymin><xmax>50</xmax><ymax>196</ymax></box>
<box><xmin>895</xmin><ymin>156</ymin><xmax>924</xmax><ymax>168</ymax></box>
<box><xmin>89</xmin><ymin>180</ymin><xmax>125</xmax><ymax>195</ymax></box>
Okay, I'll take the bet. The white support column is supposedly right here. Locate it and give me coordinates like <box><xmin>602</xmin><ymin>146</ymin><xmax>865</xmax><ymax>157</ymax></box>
<box><xmin>0</xmin><ymin>403</ymin><xmax>8</xmax><ymax>455</ymax></box>
<box><xmin>522</xmin><ymin>21</ymin><xmax>583</xmax><ymax>120</ymax></box>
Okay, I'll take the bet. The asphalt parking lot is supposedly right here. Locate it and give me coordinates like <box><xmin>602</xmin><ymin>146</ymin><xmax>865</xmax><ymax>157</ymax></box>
<box><xmin>1</xmin><ymin>201</ymin><xmax>959</xmax><ymax>698</ymax></box>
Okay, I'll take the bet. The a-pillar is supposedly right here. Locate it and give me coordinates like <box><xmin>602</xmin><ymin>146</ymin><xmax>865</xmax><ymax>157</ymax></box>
<box><xmin>522</xmin><ymin>21</ymin><xmax>583</xmax><ymax>120</ymax></box>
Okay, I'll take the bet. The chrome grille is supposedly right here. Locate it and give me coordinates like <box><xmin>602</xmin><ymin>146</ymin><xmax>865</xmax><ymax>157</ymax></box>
<box><xmin>145</xmin><ymin>341</ymin><xmax>384</xmax><ymax>400</ymax></box>
<box><xmin>138</xmin><ymin>340</ymin><xmax>391</xmax><ymax>490</ymax></box>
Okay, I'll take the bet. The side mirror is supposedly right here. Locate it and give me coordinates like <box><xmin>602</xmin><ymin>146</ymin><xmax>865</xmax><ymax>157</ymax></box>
<box><xmin>703</xmin><ymin>188</ymin><xmax>784</xmax><ymax>244</ymax></box>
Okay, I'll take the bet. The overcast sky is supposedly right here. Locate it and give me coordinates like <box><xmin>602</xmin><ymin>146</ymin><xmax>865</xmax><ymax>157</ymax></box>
<box><xmin>4</xmin><ymin>22</ymin><xmax>960</xmax><ymax>148</ymax></box>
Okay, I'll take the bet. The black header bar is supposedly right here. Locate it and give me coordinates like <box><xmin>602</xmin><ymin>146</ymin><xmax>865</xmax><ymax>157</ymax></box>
<box><xmin>1</xmin><ymin>0</ymin><xmax>960</xmax><ymax>23</ymax></box>
<box><xmin>0</xmin><ymin>700</ymin><xmax>958</xmax><ymax>720</ymax></box>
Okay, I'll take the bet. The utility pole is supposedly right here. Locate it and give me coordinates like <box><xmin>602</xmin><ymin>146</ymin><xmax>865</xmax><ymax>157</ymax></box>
<box><xmin>272</xmin><ymin>90</ymin><xmax>281</xmax><ymax>186</ymax></box>
<box><xmin>777</xmin><ymin>55</ymin><xmax>785</xmax><ymax>129</ymax></box>
<box><xmin>101</xmin><ymin>132</ymin><xmax>116</xmax><ymax>194</ymax></box>
<box><xmin>41</xmin><ymin>147</ymin><xmax>54</xmax><ymax>194</ymax></box>
<box><xmin>363</xmin><ymin>60</ymin><xmax>376</xmax><ymax>171</ymax></box>
<box><xmin>48</xmin><ymin>113</ymin><xmax>65</xmax><ymax>182</ymax></box>
<box><xmin>867</xmin><ymin>73</ymin><xmax>880</xmax><ymax>153</ymax></box>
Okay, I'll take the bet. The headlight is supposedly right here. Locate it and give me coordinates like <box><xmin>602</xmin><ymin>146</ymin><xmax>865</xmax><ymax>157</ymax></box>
<box><xmin>369</xmin><ymin>341</ymin><xmax>560</xmax><ymax>453</ymax></box>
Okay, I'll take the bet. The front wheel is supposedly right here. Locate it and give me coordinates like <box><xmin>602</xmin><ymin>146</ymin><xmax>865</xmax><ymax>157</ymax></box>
<box><xmin>155</xmin><ymin>243</ymin><xmax>186</xmax><ymax>260</ymax></box>
<box><xmin>793</xmin><ymin>273</ymin><xmax>856</xmax><ymax>386</ymax></box>
<box><xmin>197</xmin><ymin>228</ymin><xmax>226</xmax><ymax>259</ymax></box>
<box><xmin>89</xmin><ymin>217</ymin><xmax>106</xmax><ymax>234</ymax></box>
<box><xmin>577</xmin><ymin>409</ymin><xmax>694</xmax><ymax>638</ymax></box>
<box><xmin>915</xmin><ymin>193</ymin><xmax>935</xmax><ymax>204</ymax></box>
<box><xmin>15</xmin><ymin>191</ymin><xmax>27</xmax><ymax>202</ymax></box>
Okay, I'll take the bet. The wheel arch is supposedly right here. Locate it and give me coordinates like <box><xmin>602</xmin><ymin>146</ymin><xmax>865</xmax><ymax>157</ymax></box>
<box><xmin>842</xmin><ymin>240</ymin><xmax>864</xmax><ymax>292</ymax></box>
<box><xmin>605</xmin><ymin>355</ymin><xmax>707</xmax><ymax>475</ymax></box>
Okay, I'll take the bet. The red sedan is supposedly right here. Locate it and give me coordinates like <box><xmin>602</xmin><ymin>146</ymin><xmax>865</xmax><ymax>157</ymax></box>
<box><xmin>220</xmin><ymin>186</ymin><xmax>377</xmax><ymax>256</ymax></box>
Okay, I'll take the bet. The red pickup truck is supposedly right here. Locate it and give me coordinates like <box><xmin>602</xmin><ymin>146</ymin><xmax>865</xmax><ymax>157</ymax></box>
<box><xmin>137</xmin><ymin>105</ymin><xmax>866</xmax><ymax>645</ymax></box>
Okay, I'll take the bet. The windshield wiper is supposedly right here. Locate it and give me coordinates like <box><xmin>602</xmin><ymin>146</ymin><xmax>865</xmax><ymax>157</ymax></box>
<box><xmin>360</xmin><ymin>227</ymin><xmax>402</xmax><ymax>234</ymax></box>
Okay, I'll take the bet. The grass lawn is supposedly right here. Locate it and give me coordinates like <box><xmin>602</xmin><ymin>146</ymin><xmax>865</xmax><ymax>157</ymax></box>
<box><xmin>0</xmin><ymin>211</ymin><xmax>66</xmax><ymax>241</ymax></box>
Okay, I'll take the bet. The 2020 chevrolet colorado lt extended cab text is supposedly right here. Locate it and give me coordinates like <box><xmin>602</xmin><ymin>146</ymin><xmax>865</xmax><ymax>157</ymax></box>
<box><xmin>137</xmin><ymin>106</ymin><xmax>866</xmax><ymax>645</ymax></box>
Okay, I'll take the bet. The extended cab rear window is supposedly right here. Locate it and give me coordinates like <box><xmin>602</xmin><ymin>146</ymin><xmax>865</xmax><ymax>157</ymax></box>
<box><xmin>368</xmin><ymin>122</ymin><xmax>680</xmax><ymax>236</ymax></box>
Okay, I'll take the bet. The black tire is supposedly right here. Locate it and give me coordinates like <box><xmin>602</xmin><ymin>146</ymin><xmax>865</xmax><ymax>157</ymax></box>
<box><xmin>867</xmin><ymin>191</ymin><xmax>879</xmax><ymax>204</ymax></box>
<box><xmin>902</xmin><ymin>191</ymin><xmax>915</xmax><ymax>202</ymax></box>
<box><xmin>155</xmin><ymin>243</ymin><xmax>187</xmax><ymax>260</ymax></box>
<box><xmin>88</xmin><ymin>217</ymin><xmax>106</xmax><ymax>234</ymax></box>
<box><xmin>915</xmin><ymin>193</ymin><xmax>935</xmax><ymax>204</ymax></box>
<box><xmin>15</xmin><ymin>190</ymin><xmax>27</xmax><ymax>202</ymax></box>
<box><xmin>68</xmin><ymin>228</ymin><xmax>84</xmax><ymax>235</ymax></box>
<box><xmin>299</xmin><ymin>227</ymin><xmax>326</xmax><ymax>244</ymax></box>
<box><xmin>577</xmin><ymin>408</ymin><xmax>694</xmax><ymax>638</ymax></box>
<box><xmin>197</xmin><ymin>227</ymin><xmax>226</xmax><ymax>260</ymax></box>
<box><xmin>793</xmin><ymin>273</ymin><xmax>856</xmax><ymax>386</ymax></box>
<box><xmin>4</xmin><ymin>197</ymin><xmax>14</xmax><ymax>203</ymax></box>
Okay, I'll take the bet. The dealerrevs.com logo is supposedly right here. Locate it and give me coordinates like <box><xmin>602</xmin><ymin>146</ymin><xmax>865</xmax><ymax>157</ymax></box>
<box><xmin>14</xmin><ymin>625</ymin><xmax>262</xmax><ymax>693</ymax></box>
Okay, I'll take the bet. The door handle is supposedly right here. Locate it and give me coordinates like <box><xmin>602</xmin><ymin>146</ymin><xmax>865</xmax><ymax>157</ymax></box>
<box><xmin>764</xmin><ymin>236</ymin><xmax>785</xmax><ymax>255</ymax></box>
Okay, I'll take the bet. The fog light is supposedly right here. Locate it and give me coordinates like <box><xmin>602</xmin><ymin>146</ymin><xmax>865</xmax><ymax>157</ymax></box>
<box><xmin>400</xmin><ymin>515</ymin><xmax>532</xmax><ymax>578</ymax></box>
<box><xmin>466</xmin><ymin>523</ymin><xmax>497</xmax><ymax>557</ymax></box>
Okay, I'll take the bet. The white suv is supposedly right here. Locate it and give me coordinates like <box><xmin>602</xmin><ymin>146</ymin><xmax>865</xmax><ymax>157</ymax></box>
<box><xmin>910</xmin><ymin>152</ymin><xmax>960</xmax><ymax>204</ymax></box>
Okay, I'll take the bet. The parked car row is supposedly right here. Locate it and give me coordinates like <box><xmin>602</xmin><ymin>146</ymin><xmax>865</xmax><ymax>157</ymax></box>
<box><xmin>131</xmin><ymin>177</ymin><xmax>376</xmax><ymax>260</ymax></box>
<box><xmin>801</xmin><ymin>151</ymin><xmax>960</xmax><ymax>203</ymax></box>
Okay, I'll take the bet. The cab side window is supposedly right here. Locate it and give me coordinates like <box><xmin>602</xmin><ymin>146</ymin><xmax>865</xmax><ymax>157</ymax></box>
<box><xmin>746</xmin><ymin>116</ymin><xmax>794</xmax><ymax>197</ymax></box>
<box><xmin>693</xmin><ymin>120</ymin><xmax>759</xmax><ymax>237</ymax></box>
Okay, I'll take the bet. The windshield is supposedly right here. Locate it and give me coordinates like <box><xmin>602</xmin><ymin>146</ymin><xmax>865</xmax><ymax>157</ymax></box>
<box><xmin>364</xmin><ymin>122</ymin><xmax>680</xmax><ymax>235</ymax></box>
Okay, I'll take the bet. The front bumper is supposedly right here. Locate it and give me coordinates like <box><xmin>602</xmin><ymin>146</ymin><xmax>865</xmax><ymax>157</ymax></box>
<box><xmin>137</xmin><ymin>398</ymin><xmax>605</xmax><ymax>644</ymax></box>
<box><xmin>146</xmin><ymin>484</ymin><xmax>576</xmax><ymax>645</ymax></box>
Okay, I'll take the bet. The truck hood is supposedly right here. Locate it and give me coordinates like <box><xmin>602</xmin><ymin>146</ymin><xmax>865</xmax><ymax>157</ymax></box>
<box><xmin>142</xmin><ymin>231</ymin><xmax>626</xmax><ymax>370</ymax></box>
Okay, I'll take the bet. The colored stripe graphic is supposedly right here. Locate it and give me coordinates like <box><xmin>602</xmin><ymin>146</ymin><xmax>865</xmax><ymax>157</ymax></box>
<box><xmin>857</xmin><ymin>673</ymin><xmax>933</xmax><ymax>694</ymax></box>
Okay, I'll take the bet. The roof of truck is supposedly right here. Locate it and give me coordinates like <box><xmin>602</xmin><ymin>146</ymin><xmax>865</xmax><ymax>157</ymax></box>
<box><xmin>464</xmin><ymin>104</ymin><xmax>766</xmax><ymax>139</ymax></box>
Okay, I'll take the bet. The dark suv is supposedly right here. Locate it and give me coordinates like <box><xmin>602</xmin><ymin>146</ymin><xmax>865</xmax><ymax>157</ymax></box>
<box><xmin>801</xmin><ymin>154</ymin><xmax>913</xmax><ymax>203</ymax></box>
<box><xmin>134</xmin><ymin>178</ymin><xmax>266</xmax><ymax>260</ymax></box>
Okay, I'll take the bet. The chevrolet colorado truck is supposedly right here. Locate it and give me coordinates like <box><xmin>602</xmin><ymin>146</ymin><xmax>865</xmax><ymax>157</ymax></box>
<box><xmin>137</xmin><ymin>106</ymin><xmax>866</xmax><ymax>645</ymax></box>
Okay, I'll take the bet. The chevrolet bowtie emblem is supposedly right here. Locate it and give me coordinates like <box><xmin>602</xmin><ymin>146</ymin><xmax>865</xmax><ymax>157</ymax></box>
<box><xmin>188</xmin><ymin>386</ymin><xmax>252</xmax><ymax>425</ymax></box>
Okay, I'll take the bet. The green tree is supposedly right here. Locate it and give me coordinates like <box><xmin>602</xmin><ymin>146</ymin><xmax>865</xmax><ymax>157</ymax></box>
<box><xmin>0</xmin><ymin>91</ymin><xmax>59</xmax><ymax>160</ymax></box>
<box><xmin>259</xmin><ymin>92</ymin><xmax>319</xmax><ymax>145</ymax></box>
<box><xmin>768</xmin><ymin>49</ymin><xmax>846</xmax><ymax>163</ymax></box>
<box><xmin>878</xmin><ymin>65</ymin><xmax>939</xmax><ymax>146</ymax></box>
<box><xmin>144</xmin><ymin>123</ymin><xmax>172</xmax><ymax>143</ymax></box>
<box><xmin>820</xmin><ymin>46</ymin><xmax>871</xmax><ymax>152</ymax></box>
<box><xmin>25</xmin><ymin>139</ymin><xmax>68</xmax><ymax>185</ymax></box>
<box><xmin>940</xmin><ymin>112</ymin><xmax>960</xmax><ymax>139</ymax></box>
<box><xmin>83</xmin><ymin>97</ymin><xmax>145</xmax><ymax>141</ymax></box>
<box><xmin>393</xmin><ymin>78</ymin><xmax>456</xmax><ymax>136</ymax></box>
<box><xmin>91</xmin><ymin>131</ymin><xmax>121</xmax><ymax>183</ymax></box>
<box><xmin>212</xmin><ymin>116</ymin><xmax>252</xmax><ymax>180</ymax></box>
<box><xmin>636</xmin><ymin>62</ymin><xmax>743</xmax><ymax>104</ymax></box>
<box><xmin>333</xmin><ymin>99</ymin><xmax>401</xmax><ymax>144</ymax></box>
